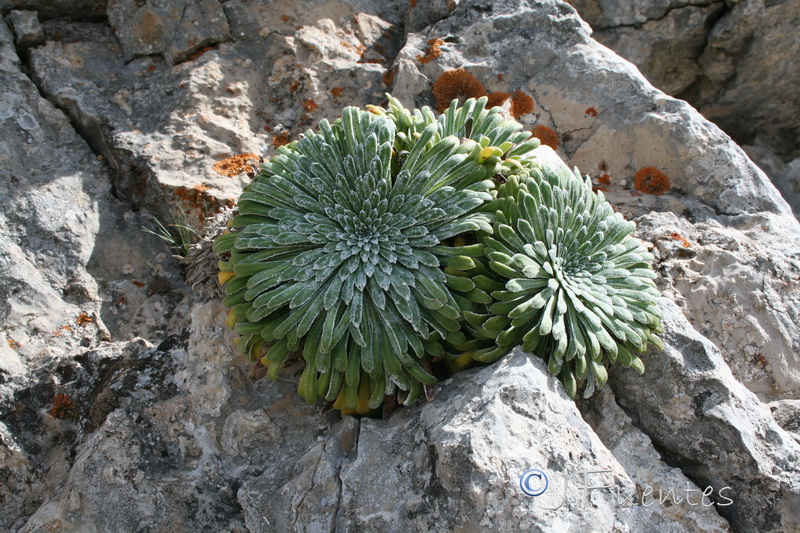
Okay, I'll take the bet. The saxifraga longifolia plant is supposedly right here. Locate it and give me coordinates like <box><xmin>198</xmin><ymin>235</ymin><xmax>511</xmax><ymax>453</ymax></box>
<box><xmin>215</xmin><ymin>97</ymin><xmax>537</xmax><ymax>414</ymax></box>
<box><xmin>462</xmin><ymin>149</ymin><xmax>664</xmax><ymax>397</ymax></box>
<box><xmin>215</xmin><ymin>95</ymin><xmax>663</xmax><ymax>413</ymax></box>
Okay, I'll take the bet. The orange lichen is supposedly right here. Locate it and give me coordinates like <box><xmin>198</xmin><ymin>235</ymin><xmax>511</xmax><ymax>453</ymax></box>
<box><xmin>271</xmin><ymin>130</ymin><xmax>291</xmax><ymax>148</ymax></box>
<box><xmin>531</xmin><ymin>125</ymin><xmax>559</xmax><ymax>150</ymax></box>
<box><xmin>174</xmin><ymin>184</ymin><xmax>225</xmax><ymax>222</ymax></box>
<box><xmin>486</xmin><ymin>91</ymin><xmax>511</xmax><ymax>109</ymax></box>
<box><xmin>7</xmin><ymin>338</ymin><xmax>21</xmax><ymax>350</ymax></box>
<box><xmin>50</xmin><ymin>393</ymin><xmax>75</xmax><ymax>419</ymax></box>
<box><xmin>410</xmin><ymin>0</ymin><xmax>418</xmax><ymax>7</ymax></box>
<box><xmin>53</xmin><ymin>324</ymin><xmax>72</xmax><ymax>337</ymax></box>
<box><xmin>213</xmin><ymin>153</ymin><xmax>260</xmax><ymax>177</ymax></box>
<box><xmin>634</xmin><ymin>166</ymin><xmax>671</xmax><ymax>195</ymax></box>
<box><xmin>340</xmin><ymin>40</ymin><xmax>366</xmax><ymax>56</ymax></box>
<box><xmin>184</xmin><ymin>45</ymin><xmax>214</xmax><ymax>63</ymax></box>
<box><xmin>146</xmin><ymin>64</ymin><xmax>157</xmax><ymax>73</ymax></box>
<box><xmin>289</xmin><ymin>80</ymin><xmax>301</xmax><ymax>94</ymax></box>
<box><xmin>497</xmin><ymin>73</ymin><xmax>504</xmax><ymax>81</ymax></box>
<box><xmin>382</xmin><ymin>67</ymin><xmax>396</xmax><ymax>86</ymax></box>
<box><xmin>77</xmin><ymin>313</ymin><xmax>93</xmax><ymax>326</ymax></box>
<box><xmin>671</xmin><ymin>232</ymin><xmax>691</xmax><ymax>248</ymax></box>
<box><xmin>593</xmin><ymin>173</ymin><xmax>611</xmax><ymax>192</ymax></box>
<box><xmin>417</xmin><ymin>38</ymin><xmax>444</xmax><ymax>64</ymax></box>
<box><xmin>585</xmin><ymin>107</ymin><xmax>598</xmax><ymax>117</ymax></box>
<box><xmin>510</xmin><ymin>90</ymin><xmax>534</xmax><ymax>118</ymax></box>
<box><xmin>303</xmin><ymin>98</ymin><xmax>318</xmax><ymax>112</ymax></box>
<box><xmin>433</xmin><ymin>69</ymin><xmax>486</xmax><ymax>113</ymax></box>
<box><xmin>329</xmin><ymin>86</ymin><xmax>344</xmax><ymax>97</ymax></box>
<box><xmin>132</xmin><ymin>280</ymin><xmax>146</xmax><ymax>287</ymax></box>
<box><xmin>281</xmin><ymin>15</ymin><xmax>291</xmax><ymax>22</ymax></box>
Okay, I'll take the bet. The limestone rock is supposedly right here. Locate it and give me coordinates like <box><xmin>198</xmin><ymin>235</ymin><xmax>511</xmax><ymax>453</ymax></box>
<box><xmin>0</xmin><ymin>18</ymin><xmax>185</xmax><ymax>364</ymax></box>
<box><xmin>27</xmin><ymin>0</ymin><xmax>403</xmax><ymax>228</ymax></box>
<box><xmin>633</xmin><ymin>210</ymin><xmax>800</xmax><ymax>400</ymax></box>
<box><xmin>406</xmin><ymin>0</ymin><xmax>461</xmax><ymax>33</ymax></box>
<box><xmin>0</xmin><ymin>0</ymin><xmax>106</xmax><ymax>20</ymax></box>
<box><xmin>7</xmin><ymin>9</ymin><xmax>44</xmax><ymax>54</ymax></box>
<box><xmin>580</xmin><ymin>389</ymin><xmax>731</xmax><ymax>532</ymax></box>
<box><xmin>586</xmin><ymin>2</ymin><xmax>723</xmax><ymax>96</ymax></box>
<box><xmin>610</xmin><ymin>298</ymin><xmax>800</xmax><ymax>533</ymax></box>
<box><xmin>107</xmin><ymin>0</ymin><xmax>231</xmax><ymax>64</ymax></box>
<box><xmin>744</xmin><ymin>143</ymin><xmax>800</xmax><ymax>219</ymax></box>
<box><xmin>566</xmin><ymin>0</ymin><xmax>713</xmax><ymax>28</ymax></box>
<box><xmin>567</xmin><ymin>0</ymin><xmax>800</xmax><ymax>216</ymax></box>
<box><xmin>770</xmin><ymin>399</ymin><xmax>800</xmax><ymax>438</ymax></box>
<box><xmin>241</xmin><ymin>349</ymin><xmax>639</xmax><ymax>532</ymax></box>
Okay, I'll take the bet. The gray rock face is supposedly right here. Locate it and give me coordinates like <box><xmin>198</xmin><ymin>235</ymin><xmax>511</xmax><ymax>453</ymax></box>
<box><xmin>240</xmin><ymin>349</ymin><xmax>642</xmax><ymax>533</ymax></box>
<box><xmin>107</xmin><ymin>0</ymin><xmax>232</xmax><ymax>64</ymax></box>
<box><xmin>634</xmin><ymin>210</ymin><xmax>800</xmax><ymax>401</ymax></box>
<box><xmin>6</xmin><ymin>9</ymin><xmax>43</xmax><ymax>53</ymax></box>
<box><xmin>610</xmin><ymin>298</ymin><xmax>800</xmax><ymax>533</ymax></box>
<box><xmin>1</xmin><ymin>0</ymin><xmax>105</xmax><ymax>20</ymax></box>
<box><xmin>0</xmin><ymin>20</ymin><xmax>184</xmax><ymax>365</ymax></box>
<box><xmin>567</xmin><ymin>0</ymin><xmax>800</xmax><ymax>217</ymax></box>
<box><xmin>770</xmin><ymin>400</ymin><xmax>800</xmax><ymax>438</ymax></box>
<box><xmin>580</xmin><ymin>389</ymin><xmax>731</xmax><ymax>532</ymax></box>
<box><xmin>2</xmin><ymin>0</ymin><xmax>800</xmax><ymax>531</ymax></box>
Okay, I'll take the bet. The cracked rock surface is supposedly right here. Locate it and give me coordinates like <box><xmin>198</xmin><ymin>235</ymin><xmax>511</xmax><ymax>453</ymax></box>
<box><xmin>1</xmin><ymin>0</ymin><xmax>799</xmax><ymax>531</ymax></box>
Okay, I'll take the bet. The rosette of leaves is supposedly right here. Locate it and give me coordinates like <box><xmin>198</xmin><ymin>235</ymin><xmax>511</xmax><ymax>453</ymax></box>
<box><xmin>215</xmin><ymin>105</ymin><xmax>513</xmax><ymax>413</ymax></box>
<box><xmin>464</xmin><ymin>148</ymin><xmax>664</xmax><ymax>397</ymax></box>
<box><xmin>373</xmin><ymin>95</ymin><xmax>540</xmax><ymax>179</ymax></box>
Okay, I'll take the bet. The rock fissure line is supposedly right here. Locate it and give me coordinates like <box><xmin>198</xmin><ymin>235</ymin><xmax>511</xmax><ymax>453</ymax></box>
<box><xmin>590</xmin><ymin>0</ymin><xmax>725</xmax><ymax>31</ymax></box>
